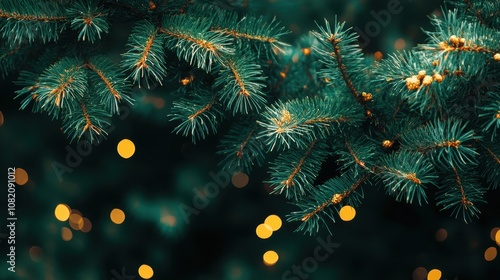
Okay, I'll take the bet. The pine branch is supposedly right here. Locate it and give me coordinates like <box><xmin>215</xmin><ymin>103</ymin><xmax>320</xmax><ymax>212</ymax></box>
<box><xmin>68</xmin><ymin>1</ymin><xmax>110</xmax><ymax>43</ymax></box>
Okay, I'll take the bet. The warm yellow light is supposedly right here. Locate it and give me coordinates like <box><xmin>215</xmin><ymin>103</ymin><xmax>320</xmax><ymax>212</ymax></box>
<box><xmin>138</xmin><ymin>264</ymin><xmax>154</xmax><ymax>279</ymax></box>
<box><xmin>495</xmin><ymin>230</ymin><xmax>500</xmax><ymax>245</ymax></box>
<box><xmin>232</xmin><ymin>172</ymin><xmax>249</xmax><ymax>188</ymax></box>
<box><xmin>256</xmin><ymin>223</ymin><xmax>273</xmax><ymax>239</ymax></box>
<box><xmin>339</xmin><ymin>205</ymin><xmax>356</xmax><ymax>221</ymax></box>
<box><xmin>263</xmin><ymin>250</ymin><xmax>279</xmax><ymax>266</ymax></box>
<box><xmin>69</xmin><ymin>213</ymin><xmax>84</xmax><ymax>230</ymax></box>
<box><xmin>117</xmin><ymin>139</ymin><xmax>135</xmax><ymax>159</ymax></box>
<box><xmin>484</xmin><ymin>247</ymin><xmax>497</xmax><ymax>261</ymax></box>
<box><xmin>435</xmin><ymin>228</ymin><xmax>447</xmax><ymax>242</ymax></box>
<box><xmin>61</xmin><ymin>227</ymin><xmax>73</xmax><ymax>241</ymax></box>
<box><xmin>54</xmin><ymin>204</ymin><xmax>71</xmax><ymax>222</ymax></box>
<box><xmin>427</xmin><ymin>269</ymin><xmax>442</xmax><ymax>280</ymax></box>
<box><xmin>110</xmin><ymin>208</ymin><xmax>126</xmax><ymax>224</ymax></box>
<box><xmin>490</xmin><ymin>227</ymin><xmax>499</xmax><ymax>241</ymax></box>
<box><xmin>15</xmin><ymin>168</ymin><xmax>29</xmax><ymax>185</ymax></box>
<box><xmin>264</xmin><ymin>215</ymin><xmax>282</xmax><ymax>231</ymax></box>
<box><xmin>81</xmin><ymin>217</ymin><xmax>92</xmax><ymax>233</ymax></box>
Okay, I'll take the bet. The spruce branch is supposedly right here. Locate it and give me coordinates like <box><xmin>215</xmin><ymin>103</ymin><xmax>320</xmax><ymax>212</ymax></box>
<box><xmin>68</xmin><ymin>1</ymin><xmax>110</xmax><ymax>43</ymax></box>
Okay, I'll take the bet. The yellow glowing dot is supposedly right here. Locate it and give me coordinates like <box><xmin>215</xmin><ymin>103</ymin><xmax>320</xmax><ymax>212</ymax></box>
<box><xmin>412</xmin><ymin>267</ymin><xmax>427</xmax><ymax>280</ymax></box>
<box><xmin>29</xmin><ymin>246</ymin><xmax>43</xmax><ymax>262</ymax></box>
<box><xmin>15</xmin><ymin>168</ymin><xmax>29</xmax><ymax>185</ymax></box>
<box><xmin>81</xmin><ymin>217</ymin><xmax>92</xmax><ymax>233</ymax></box>
<box><xmin>339</xmin><ymin>205</ymin><xmax>356</xmax><ymax>221</ymax></box>
<box><xmin>427</xmin><ymin>269</ymin><xmax>442</xmax><ymax>280</ymax></box>
<box><xmin>138</xmin><ymin>264</ymin><xmax>154</xmax><ymax>279</ymax></box>
<box><xmin>54</xmin><ymin>204</ymin><xmax>71</xmax><ymax>222</ymax></box>
<box><xmin>117</xmin><ymin>139</ymin><xmax>135</xmax><ymax>159</ymax></box>
<box><xmin>491</xmin><ymin>227</ymin><xmax>500</xmax><ymax>241</ymax></box>
<box><xmin>0</xmin><ymin>111</ymin><xmax>4</xmax><ymax>126</ymax></box>
<box><xmin>485</xmin><ymin>247</ymin><xmax>497</xmax><ymax>261</ymax></box>
<box><xmin>69</xmin><ymin>213</ymin><xmax>84</xmax><ymax>230</ymax></box>
<box><xmin>495</xmin><ymin>229</ymin><xmax>500</xmax><ymax>245</ymax></box>
<box><xmin>263</xmin><ymin>250</ymin><xmax>279</xmax><ymax>266</ymax></box>
<box><xmin>61</xmin><ymin>227</ymin><xmax>73</xmax><ymax>241</ymax></box>
<box><xmin>256</xmin><ymin>223</ymin><xmax>273</xmax><ymax>239</ymax></box>
<box><xmin>435</xmin><ymin>228</ymin><xmax>448</xmax><ymax>242</ymax></box>
<box><xmin>264</xmin><ymin>215</ymin><xmax>282</xmax><ymax>231</ymax></box>
<box><xmin>374</xmin><ymin>51</ymin><xmax>383</xmax><ymax>61</ymax></box>
<box><xmin>232</xmin><ymin>172</ymin><xmax>249</xmax><ymax>188</ymax></box>
<box><xmin>110</xmin><ymin>208</ymin><xmax>126</xmax><ymax>224</ymax></box>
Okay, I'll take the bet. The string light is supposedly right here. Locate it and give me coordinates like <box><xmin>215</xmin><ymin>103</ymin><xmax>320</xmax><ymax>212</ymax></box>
<box><xmin>15</xmin><ymin>168</ymin><xmax>29</xmax><ymax>185</ymax></box>
<box><xmin>427</xmin><ymin>269</ymin><xmax>442</xmax><ymax>280</ymax></box>
<box><xmin>117</xmin><ymin>139</ymin><xmax>135</xmax><ymax>159</ymax></box>
<box><xmin>484</xmin><ymin>247</ymin><xmax>497</xmax><ymax>261</ymax></box>
<box><xmin>263</xmin><ymin>250</ymin><xmax>279</xmax><ymax>266</ymax></box>
<box><xmin>54</xmin><ymin>204</ymin><xmax>71</xmax><ymax>222</ymax></box>
<box><xmin>339</xmin><ymin>205</ymin><xmax>356</xmax><ymax>221</ymax></box>
<box><xmin>264</xmin><ymin>215</ymin><xmax>282</xmax><ymax>231</ymax></box>
<box><xmin>138</xmin><ymin>264</ymin><xmax>154</xmax><ymax>279</ymax></box>
<box><xmin>110</xmin><ymin>208</ymin><xmax>126</xmax><ymax>224</ymax></box>
<box><xmin>256</xmin><ymin>224</ymin><xmax>273</xmax><ymax>239</ymax></box>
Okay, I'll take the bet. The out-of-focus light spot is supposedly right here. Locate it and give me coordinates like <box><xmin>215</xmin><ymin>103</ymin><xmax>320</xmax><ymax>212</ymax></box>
<box><xmin>161</xmin><ymin>214</ymin><xmax>176</xmax><ymax>226</ymax></box>
<box><xmin>81</xmin><ymin>217</ymin><xmax>92</xmax><ymax>233</ymax></box>
<box><xmin>0</xmin><ymin>111</ymin><xmax>4</xmax><ymax>126</ymax></box>
<box><xmin>15</xmin><ymin>168</ymin><xmax>29</xmax><ymax>185</ymax></box>
<box><xmin>495</xmin><ymin>229</ymin><xmax>500</xmax><ymax>245</ymax></box>
<box><xmin>435</xmin><ymin>228</ymin><xmax>448</xmax><ymax>242</ymax></box>
<box><xmin>61</xmin><ymin>227</ymin><xmax>73</xmax><ymax>241</ymax></box>
<box><xmin>339</xmin><ymin>205</ymin><xmax>356</xmax><ymax>221</ymax></box>
<box><xmin>490</xmin><ymin>227</ymin><xmax>499</xmax><ymax>241</ymax></box>
<box><xmin>110</xmin><ymin>208</ymin><xmax>126</xmax><ymax>224</ymax></box>
<box><xmin>374</xmin><ymin>51</ymin><xmax>383</xmax><ymax>61</ymax></box>
<box><xmin>427</xmin><ymin>269</ymin><xmax>442</xmax><ymax>280</ymax></box>
<box><xmin>264</xmin><ymin>215</ymin><xmax>282</xmax><ymax>231</ymax></box>
<box><xmin>29</xmin><ymin>246</ymin><xmax>43</xmax><ymax>262</ymax></box>
<box><xmin>412</xmin><ymin>267</ymin><xmax>427</xmax><ymax>280</ymax></box>
<box><xmin>485</xmin><ymin>247</ymin><xmax>497</xmax><ymax>261</ymax></box>
<box><xmin>117</xmin><ymin>139</ymin><xmax>135</xmax><ymax>159</ymax></box>
<box><xmin>54</xmin><ymin>204</ymin><xmax>71</xmax><ymax>222</ymax></box>
<box><xmin>232</xmin><ymin>172</ymin><xmax>249</xmax><ymax>188</ymax></box>
<box><xmin>256</xmin><ymin>223</ymin><xmax>273</xmax><ymax>239</ymax></box>
<box><xmin>302</xmin><ymin>48</ymin><xmax>311</xmax><ymax>56</ymax></box>
<box><xmin>263</xmin><ymin>250</ymin><xmax>279</xmax><ymax>266</ymax></box>
<box><xmin>69</xmin><ymin>213</ymin><xmax>84</xmax><ymax>230</ymax></box>
<box><xmin>394</xmin><ymin>38</ymin><xmax>406</xmax><ymax>50</ymax></box>
<box><xmin>138</xmin><ymin>264</ymin><xmax>154</xmax><ymax>279</ymax></box>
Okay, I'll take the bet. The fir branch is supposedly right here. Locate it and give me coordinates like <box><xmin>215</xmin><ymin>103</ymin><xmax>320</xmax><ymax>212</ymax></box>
<box><xmin>121</xmin><ymin>20</ymin><xmax>167</xmax><ymax>88</ymax></box>
<box><xmin>69</xmin><ymin>1</ymin><xmax>110</xmax><ymax>43</ymax></box>
<box><xmin>161</xmin><ymin>15</ymin><xmax>234</xmax><ymax>71</ymax></box>
<box><xmin>215</xmin><ymin>55</ymin><xmax>267</xmax><ymax>114</ymax></box>
<box><xmin>62</xmin><ymin>97</ymin><xmax>111</xmax><ymax>143</ymax></box>
<box><xmin>85</xmin><ymin>56</ymin><xmax>133</xmax><ymax>115</ymax></box>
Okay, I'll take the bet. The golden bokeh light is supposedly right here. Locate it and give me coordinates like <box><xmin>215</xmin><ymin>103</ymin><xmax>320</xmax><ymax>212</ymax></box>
<box><xmin>0</xmin><ymin>111</ymin><xmax>4</xmax><ymax>126</ymax></box>
<box><xmin>435</xmin><ymin>228</ymin><xmax>448</xmax><ymax>242</ymax></box>
<box><xmin>110</xmin><ymin>208</ymin><xmax>126</xmax><ymax>224</ymax></box>
<box><xmin>412</xmin><ymin>267</ymin><xmax>427</xmax><ymax>280</ymax></box>
<box><xmin>339</xmin><ymin>205</ymin><xmax>356</xmax><ymax>221</ymax></box>
<box><xmin>81</xmin><ymin>217</ymin><xmax>92</xmax><ymax>233</ymax></box>
<box><xmin>232</xmin><ymin>172</ymin><xmax>249</xmax><ymax>188</ymax></box>
<box><xmin>61</xmin><ymin>227</ymin><xmax>73</xmax><ymax>241</ymax></box>
<box><xmin>138</xmin><ymin>264</ymin><xmax>154</xmax><ymax>279</ymax></box>
<box><xmin>484</xmin><ymin>247</ymin><xmax>497</xmax><ymax>261</ymax></box>
<box><xmin>29</xmin><ymin>246</ymin><xmax>43</xmax><ymax>262</ymax></box>
<box><xmin>263</xmin><ymin>250</ymin><xmax>279</xmax><ymax>266</ymax></box>
<box><xmin>490</xmin><ymin>227</ymin><xmax>499</xmax><ymax>241</ymax></box>
<box><xmin>374</xmin><ymin>51</ymin><xmax>383</xmax><ymax>61</ymax></box>
<box><xmin>69</xmin><ymin>213</ymin><xmax>84</xmax><ymax>230</ymax></box>
<box><xmin>394</xmin><ymin>38</ymin><xmax>406</xmax><ymax>50</ymax></box>
<box><xmin>54</xmin><ymin>204</ymin><xmax>71</xmax><ymax>222</ymax></box>
<box><xmin>117</xmin><ymin>139</ymin><xmax>136</xmax><ymax>159</ymax></box>
<box><xmin>264</xmin><ymin>215</ymin><xmax>282</xmax><ymax>231</ymax></box>
<box><xmin>495</xmin><ymin>229</ymin><xmax>500</xmax><ymax>245</ymax></box>
<box><xmin>15</xmin><ymin>168</ymin><xmax>29</xmax><ymax>185</ymax></box>
<box><xmin>427</xmin><ymin>269</ymin><xmax>442</xmax><ymax>280</ymax></box>
<box><xmin>256</xmin><ymin>223</ymin><xmax>273</xmax><ymax>239</ymax></box>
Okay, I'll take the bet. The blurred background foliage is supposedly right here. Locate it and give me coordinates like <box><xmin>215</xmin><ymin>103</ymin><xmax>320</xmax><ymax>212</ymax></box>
<box><xmin>1</xmin><ymin>0</ymin><xmax>500</xmax><ymax>279</ymax></box>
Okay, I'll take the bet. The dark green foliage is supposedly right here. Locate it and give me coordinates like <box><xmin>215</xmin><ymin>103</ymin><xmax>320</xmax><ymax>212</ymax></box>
<box><xmin>2</xmin><ymin>0</ymin><xmax>499</xmax><ymax>235</ymax></box>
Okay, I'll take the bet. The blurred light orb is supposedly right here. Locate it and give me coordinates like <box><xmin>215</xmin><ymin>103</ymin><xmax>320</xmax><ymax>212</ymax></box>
<box><xmin>117</xmin><ymin>139</ymin><xmax>135</xmax><ymax>159</ymax></box>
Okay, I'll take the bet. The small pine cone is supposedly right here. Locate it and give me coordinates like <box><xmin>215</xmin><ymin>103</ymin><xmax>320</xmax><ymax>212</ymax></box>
<box><xmin>449</xmin><ymin>35</ymin><xmax>460</xmax><ymax>46</ymax></box>
<box><xmin>406</xmin><ymin>75</ymin><xmax>421</xmax><ymax>90</ymax></box>
<box><xmin>422</xmin><ymin>75</ymin><xmax>433</xmax><ymax>86</ymax></box>
<box><xmin>417</xmin><ymin>70</ymin><xmax>426</xmax><ymax>80</ymax></box>
<box><xmin>459</xmin><ymin>37</ymin><xmax>466</xmax><ymax>46</ymax></box>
